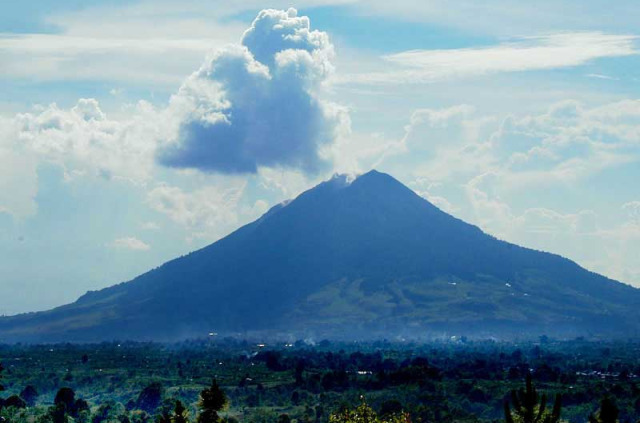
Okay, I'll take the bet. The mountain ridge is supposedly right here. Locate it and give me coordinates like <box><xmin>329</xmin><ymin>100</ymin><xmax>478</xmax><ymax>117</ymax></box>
<box><xmin>1</xmin><ymin>170</ymin><xmax>639</xmax><ymax>342</ymax></box>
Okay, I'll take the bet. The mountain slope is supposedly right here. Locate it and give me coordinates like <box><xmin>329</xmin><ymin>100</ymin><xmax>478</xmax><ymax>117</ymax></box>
<box><xmin>1</xmin><ymin>170</ymin><xmax>639</xmax><ymax>342</ymax></box>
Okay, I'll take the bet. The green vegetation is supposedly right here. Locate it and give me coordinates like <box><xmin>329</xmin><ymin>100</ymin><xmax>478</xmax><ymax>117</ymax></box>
<box><xmin>1</xmin><ymin>339</ymin><xmax>640</xmax><ymax>423</ymax></box>
<box><xmin>197</xmin><ymin>379</ymin><xmax>227</xmax><ymax>423</ymax></box>
<box><xmin>329</xmin><ymin>400</ymin><xmax>410</xmax><ymax>423</ymax></box>
<box><xmin>504</xmin><ymin>373</ymin><xmax>561</xmax><ymax>423</ymax></box>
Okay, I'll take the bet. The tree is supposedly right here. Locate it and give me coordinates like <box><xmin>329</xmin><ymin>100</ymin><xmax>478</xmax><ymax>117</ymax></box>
<box><xmin>291</xmin><ymin>391</ymin><xmax>300</xmax><ymax>406</ymax></box>
<box><xmin>0</xmin><ymin>361</ymin><xmax>4</xmax><ymax>392</ymax></box>
<box><xmin>329</xmin><ymin>399</ymin><xmax>410</xmax><ymax>423</ymax></box>
<box><xmin>54</xmin><ymin>387</ymin><xmax>76</xmax><ymax>411</ymax></box>
<box><xmin>172</xmin><ymin>400</ymin><xmax>190</xmax><ymax>423</ymax></box>
<box><xmin>504</xmin><ymin>373</ymin><xmax>562</xmax><ymax>423</ymax></box>
<box><xmin>131</xmin><ymin>410</ymin><xmax>153</xmax><ymax>423</ymax></box>
<box><xmin>93</xmin><ymin>401</ymin><xmax>122</xmax><ymax>423</ymax></box>
<box><xmin>20</xmin><ymin>385</ymin><xmax>38</xmax><ymax>407</ymax></box>
<box><xmin>50</xmin><ymin>402</ymin><xmax>68</xmax><ymax>423</ymax></box>
<box><xmin>380</xmin><ymin>400</ymin><xmax>403</xmax><ymax>417</ymax></box>
<box><xmin>197</xmin><ymin>379</ymin><xmax>227</xmax><ymax>423</ymax></box>
<box><xmin>295</xmin><ymin>360</ymin><xmax>305</xmax><ymax>386</ymax></box>
<box><xmin>76</xmin><ymin>398</ymin><xmax>90</xmax><ymax>414</ymax></box>
<box><xmin>156</xmin><ymin>409</ymin><xmax>172</xmax><ymax>423</ymax></box>
<box><xmin>137</xmin><ymin>382</ymin><xmax>164</xmax><ymax>414</ymax></box>
<box><xmin>54</xmin><ymin>387</ymin><xmax>90</xmax><ymax>418</ymax></box>
<box><xmin>156</xmin><ymin>399</ymin><xmax>178</xmax><ymax>423</ymax></box>
<box><xmin>4</xmin><ymin>394</ymin><xmax>26</xmax><ymax>409</ymax></box>
<box><xmin>589</xmin><ymin>397</ymin><xmax>619</xmax><ymax>423</ymax></box>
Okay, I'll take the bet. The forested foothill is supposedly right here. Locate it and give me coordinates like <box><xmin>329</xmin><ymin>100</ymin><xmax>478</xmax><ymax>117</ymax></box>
<box><xmin>1</xmin><ymin>338</ymin><xmax>639</xmax><ymax>423</ymax></box>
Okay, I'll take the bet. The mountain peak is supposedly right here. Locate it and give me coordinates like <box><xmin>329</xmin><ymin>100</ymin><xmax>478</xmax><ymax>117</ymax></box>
<box><xmin>323</xmin><ymin>169</ymin><xmax>394</xmax><ymax>187</ymax></box>
<box><xmin>350</xmin><ymin>169</ymin><xmax>414</xmax><ymax>193</ymax></box>
<box><xmin>305</xmin><ymin>169</ymin><xmax>418</xmax><ymax>200</ymax></box>
<box><xmin>2</xmin><ymin>170</ymin><xmax>640</xmax><ymax>342</ymax></box>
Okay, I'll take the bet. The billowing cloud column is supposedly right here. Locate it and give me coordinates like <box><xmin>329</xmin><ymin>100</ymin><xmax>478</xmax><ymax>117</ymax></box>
<box><xmin>158</xmin><ymin>8</ymin><xmax>347</xmax><ymax>174</ymax></box>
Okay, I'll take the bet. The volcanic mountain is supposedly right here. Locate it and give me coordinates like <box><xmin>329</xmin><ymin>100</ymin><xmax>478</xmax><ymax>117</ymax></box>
<box><xmin>1</xmin><ymin>170</ymin><xmax>639</xmax><ymax>342</ymax></box>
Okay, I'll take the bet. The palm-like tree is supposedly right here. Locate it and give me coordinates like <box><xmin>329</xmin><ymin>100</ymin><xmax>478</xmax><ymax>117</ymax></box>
<box><xmin>504</xmin><ymin>372</ymin><xmax>562</xmax><ymax>423</ymax></box>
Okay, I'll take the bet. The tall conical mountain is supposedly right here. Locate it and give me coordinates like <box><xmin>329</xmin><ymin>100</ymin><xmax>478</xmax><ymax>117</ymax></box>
<box><xmin>1</xmin><ymin>170</ymin><xmax>639</xmax><ymax>342</ymax></box>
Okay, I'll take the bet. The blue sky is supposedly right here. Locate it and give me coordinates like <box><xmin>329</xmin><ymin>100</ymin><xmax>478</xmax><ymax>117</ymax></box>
<box><xmin>1</xmin><ymin>0</ymin><xmax>639</xmax><ymax>314</ymax></box>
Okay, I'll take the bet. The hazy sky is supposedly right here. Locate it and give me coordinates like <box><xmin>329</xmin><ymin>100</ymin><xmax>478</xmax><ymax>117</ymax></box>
<box><xmin>1</xmin><ymin>0</ymin><xmax>640</xmax><ymax>315</ymax></box>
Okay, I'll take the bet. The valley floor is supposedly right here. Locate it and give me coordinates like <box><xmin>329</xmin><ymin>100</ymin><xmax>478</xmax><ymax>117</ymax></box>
<box><xmin>1</xmin><ymin>338</ymin><xmax>639</xmax><ymax>423</ymax></box>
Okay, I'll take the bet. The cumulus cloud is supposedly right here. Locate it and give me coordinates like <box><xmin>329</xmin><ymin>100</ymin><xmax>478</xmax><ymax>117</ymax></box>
<box><xmin>402</xmin><ymin>105</ymin><xmax>478</xmax><ymax>153</ymax></box>
<box><xmin>0</xmin><ymin>98</ymin><xmax>175</xmax><ymax>218</ymax></box>
<box><xmin>158</xmin><ymin>8</ymin><xmax>348</xmax><ymax>175</ymax></box>
<box><xmin>490</xmin><ymin>99</ymin><xmax>640</xmax><ymax>188</ymax></box>
<box><xmin>110</xmin><ymin>237</ymin><xmax>151</xmax><ymax>251</ymax></box>
<box><xmin>464</xmin><ymin>171</ymin><xmax>599</xmax><ymax>244</ymax></box>
<box><xmin>376</xmin><ymin>104</ymin><xmax>496</xmax><ymax>183</ymax></box>
<box><xmin>465</xmin><ymin>172</ymin><xmax>517</xmax><ymax>237</ymax></box>
<box><xmin>459</xmin><ymin>167</ymin><xmax>640</xmax><ymax>286</ymax></box>
<box><xmin>379</xmin><ymin>99</ymin><xmax>640</xmax><ymax>195</ymax></box>
<box><xmin>14</xmin><ymin>98</ymin><xmax>162</xmax><ymax>183</ymax></box>
<box><xmin>145</xmin><ymin>180</ymin><xmax>270</xmax><ymax>241</ymax></box>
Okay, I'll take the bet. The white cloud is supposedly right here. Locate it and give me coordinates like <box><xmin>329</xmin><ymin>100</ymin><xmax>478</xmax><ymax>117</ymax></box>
<box><xmin>623</xmin><ymin>201</ymin><xmax>640</xmax><ymax>223</ymax></box>
<box><xmin>158</xmin><ymin>8</ymin><xmax>349</xmax><ymax>175</ymax></box>
<box><xmin>140</xmin><ymin>221</ymin><xmax>160</xmax><ymax>231</ymax></box>
<box><xmin>340</xmin><ymin>32</ymin><xmax>637</xmax><ymax>85</ymax></box>
<box><xmin>257</xmin><ymin>167</ymin><xmax>321</xmax><ymax>199</ymax></box>
<box><xmin>146</xmin><ymin>181</ymin><xmax>250</xmax><ymax>240</ymax></box>
<box><xmin>375</xmin><ymin>99</ymin><xmax>639</xmax><ymax>199</ymax></box>
<box><xmin>0</xmin><ymin>34</ymin><xmax>229</xmax><ymax>87</ymax></box>
<box><xmin>376</xmin><ymin>104</ymin><xmax>496</xmax><ymax>183</ymax></box>
<box><xmin>0</xmin><ymin>0</ymin><xmax>359</xmax><ymax>87</ymax></box>
<box><xmin>329</xmin><ymin>131</ymin><xmax>402</xmax><ymax>174</ymax></box>
<box><xmin>349</xmin><ymin>1</ymin><xmax>640</xmax><ymax>37</ymax></box>
<box><xmin>586</xmin><ymin>73</ymin><xmax>619</xmax><ymax>81</ymax></box>
<box><xmin>461</xmin><ymin>171</ymin><xmax>602</xmax><ymax>249</ymax></box>
<box><xmin>402</xmin><ymin>105</ymin><xmax>478</xmax><ymax>151</ymax></box>
<box><xmin>110</xmin><ymin>237</ymin><xmax>151</xmax><ymax>251</ymax></box>
<box><xmin>374</xmin><ymin>99</ymin><xmax>640</xmax><ymax>200</ymax></box>
<box><xmin>14</xmin><ymin>98</ymin><xmax>164</xmax><ymax>183</ymax></box>
<box><xmin>521</xmin><ymin>208</ymin><xmax>597</xmax><ymax>235</ymax></box>
<box><xmin>0</xmin><ymin>116</ymin><xmax>39</xmax><ymax>217</ymax></box>
<box><xmin>491</xmin><ymin>99</ymin><xmax>640</xmax><ymax>188</ymax></box>
<box><xmin>583</xmin><ymin>219</ymin><xmax>640</xmax><ymax>285</ymax></box>
<box><xmin>465</xmin><ymin>172</ymin><xmax>518</xmax><ymax>238</ymax></box>
<box><xmin>464</xmin><ymin>172</ymin><xmax>608</xmax><ymax>264</ymax></box>
<box><xmin>420</xmin><ymin>191</ymin><xmax>457</xmax><ymax>214</ymax></box>
<box><xmin>0</xmin><ymin>0</ymin><xmax>248</xmax><ymax>87</ymax></box>
<box><xmin>0</xmin><ymin>98</ymin><xmax>173</xmax><ymax>218</ymax></box>
<box><xmin>0</xmin><ymin>8</ymin><xmax>353</xmax><ymax>221</ymax></box>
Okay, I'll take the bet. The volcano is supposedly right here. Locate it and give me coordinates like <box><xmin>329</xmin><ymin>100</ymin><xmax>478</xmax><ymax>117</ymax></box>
<box><xmin>1</xmin><ymin>170</ymin><xmax>639</xmax><ymax>342</ymax></box>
